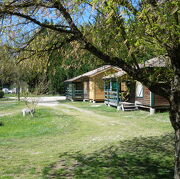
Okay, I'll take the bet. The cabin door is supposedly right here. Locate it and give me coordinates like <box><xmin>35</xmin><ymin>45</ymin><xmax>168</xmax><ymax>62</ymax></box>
<box><xmin>83</xmin><ymin>81</ymin><xmax>89</xmax><ymax>99</ymax></box>
<box><xmin>129</xmin><ymin>82</ymin><xmax>136</xmax><ymax>103</ymax></box>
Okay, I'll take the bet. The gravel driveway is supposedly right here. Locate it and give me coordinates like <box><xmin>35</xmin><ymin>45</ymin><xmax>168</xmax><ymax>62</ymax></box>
<box><xmin>8</xmin><ymin>96</ymin><xmax>66</xmax><ymax>107</ymax></box>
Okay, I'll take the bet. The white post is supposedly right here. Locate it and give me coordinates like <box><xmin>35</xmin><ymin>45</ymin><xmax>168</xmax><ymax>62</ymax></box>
<box><xmin>117</xmin><ymin>105</ymin><xmax>121</xmax><ymax>111</ymax></box>
<box><xmin>150</xmin><ymin>108</ymin><xmax>155</xmax><ymax>115</ymax></box>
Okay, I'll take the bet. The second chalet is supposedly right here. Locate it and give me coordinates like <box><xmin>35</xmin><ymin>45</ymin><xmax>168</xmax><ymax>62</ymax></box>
<box><xmin>64</xmin><ymin>65</ymin><xmax>121</xmax><ymax>102</ymax></box>
<box><xmin>103</xmin><ymin>57</ymin><xmax>170</xmax><ymax>114</ymax></box>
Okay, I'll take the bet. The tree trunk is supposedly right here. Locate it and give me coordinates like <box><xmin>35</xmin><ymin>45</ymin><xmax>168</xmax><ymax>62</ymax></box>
<box><xmin>170</xmin><ymin>99</ymin><xmax>180</xmax><ymax>179</ymax></box>
<box><xmin>170</xmin><ymin>104</ymin><xmax>180</xmax><ymax>179</ymax></box>
<box><xmin>169</xmin><ymin>73</ymin><xmax>180</xmax><ymax>179</ymax></box>
<box><xmin>174</xmin><ymin>128</ymin><xmax>180</xmax><ymax>179</ymax></box>
<box><xmin>17</xmin><ymin>80</ymin><xmax>21</xmax><ymax>101</ymax></box>
<box><xmin>168</xmin><ymin>44</ymin><xmax>180</xmax><ymax>179</ymax></box>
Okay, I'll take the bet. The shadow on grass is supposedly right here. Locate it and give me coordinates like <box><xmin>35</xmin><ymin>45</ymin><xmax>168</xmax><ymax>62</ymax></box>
<box><xmin>43</xmin><ymin>133</ymin><xmax>174</xmax><ymax>179</ymax></box>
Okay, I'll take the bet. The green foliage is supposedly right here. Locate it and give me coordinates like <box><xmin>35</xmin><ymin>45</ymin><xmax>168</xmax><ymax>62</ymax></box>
<box><xmin>10</xmin><ymin>28</ymin><xmax>104</xmax><ymax>94</ymax></box>
<box><xmin>0</xmin><ymin>90</ymin><xmax>4</xmax><ymax>98</ymax></box>
<box><xmin>0</xmin><ymin>0</ymin><xmax>179</xmax><ymax>93</ymax></box>
<box><xmin>1</xmin><ymin>0</ymin><xmax>177</xmax><ymax>93</ymax></box>
<box><xmin>136</xmin><ymin>0</ymin><xmax>179</xmax><ymax>50</ymax></box>
<box><xmin>47</xmin><ymin>40</ymin><xmax>103</xmax><ymax>94</ymax></box>
<box><xmin>0</xmin><ymin>121</ymin><xmax>4</xmax><ymax>126</ymax></box>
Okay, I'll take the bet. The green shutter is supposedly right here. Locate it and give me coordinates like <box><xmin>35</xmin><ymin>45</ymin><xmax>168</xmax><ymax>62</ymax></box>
<box><xmin>150</xmin><ymin>92</ymin><xmax>155</xmax><ymax>107</ymax></box>
<box><xmin>112</xmin><ymin>81</ymin><xmax>118</xmax><ymax>91</ymax></box>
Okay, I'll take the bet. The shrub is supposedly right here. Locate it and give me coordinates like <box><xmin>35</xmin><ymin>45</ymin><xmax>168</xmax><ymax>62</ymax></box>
<box><xmin>0</xmin><ymin>121</ymin><xmax>4</xmax><ymax>126</ymax></box>
<box><xmin>0</xmin><ymin>90</ymin><xmax>4</xmax><ymax>98</ymax></box>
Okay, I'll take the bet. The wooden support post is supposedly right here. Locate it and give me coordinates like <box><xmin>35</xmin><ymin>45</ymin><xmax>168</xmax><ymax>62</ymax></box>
<box><xmin>117</xmin><ymin>79</ymin><xmax>120</xmax><ymax>106</ymax></box>
<box><xmin>107</xmin><ymin>89</ymin><xmax>109</xmax><ymax>105</ymax></box>
<box><xmin>121</xmin><ymin>104</ymin><xmax>125</xmax><ymax>111</ymax></box>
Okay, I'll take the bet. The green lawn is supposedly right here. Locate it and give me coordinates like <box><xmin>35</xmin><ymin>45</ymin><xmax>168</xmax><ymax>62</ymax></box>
<box><xmin>0</xmin><ymin>100</ymin><xmax>174</xmax><ymax>179</ymax></box>
<box><xmin>0</xmin><ymin>100</ymin><xmax>24</xmax><ymax>115</ymax></box>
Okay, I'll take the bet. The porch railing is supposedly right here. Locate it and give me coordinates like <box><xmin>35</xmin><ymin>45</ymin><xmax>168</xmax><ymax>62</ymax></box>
<box><xmin>66</xmin><ymin>89</ymin><xmax>84</xmax><ymax>99</ymax></box>
<box><xmin>104</xmin><ymin>90</ymin><xmax>121</xmax><ymax>105</ymax></box>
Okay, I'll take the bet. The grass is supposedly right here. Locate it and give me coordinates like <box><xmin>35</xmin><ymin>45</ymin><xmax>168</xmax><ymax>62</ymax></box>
<box><xmin>43</xmin><ymin>133</ymin><xmax>174</xmax><ymax>179</ymax></box>
<box><xmin>0</xmin><ymin>100</ymin><xmax>25</xmax><ymax>115</ymax></box>
<box><xmin>0</xmin><ymin>100</ymin><xmax>174</xmax><ymax>178</ymax></box>
<box><xmin>0</xmin><ymin>109</ymin><xmax>78</xmax><ymax>139</ymax></box>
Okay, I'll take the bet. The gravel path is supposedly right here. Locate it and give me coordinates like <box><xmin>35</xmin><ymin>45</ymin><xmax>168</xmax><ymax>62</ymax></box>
<box><xmin>37</xmin><ymin>96</ymin><xmax>66</xmax><ymax>107</ymax></box>
<box><xmin>0</xmin><ymin>113</ymin><xmax>13</xmax><ymax>117</ymax></box>
<box><xmin>8</xmin><ymin>96</ymin><xmax>66</xmax><ymax>103</ymax></box>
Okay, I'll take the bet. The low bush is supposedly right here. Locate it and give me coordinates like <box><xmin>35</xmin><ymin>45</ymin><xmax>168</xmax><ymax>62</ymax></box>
<box><xmin>0</xmin><ymin>90</ymin><xmax>4</xmax><ymax>98</ymax></box>
<box><xmin>0</xmin><ymin>121</ymin><xmax>4</xmax><ymax>126</ymax></box>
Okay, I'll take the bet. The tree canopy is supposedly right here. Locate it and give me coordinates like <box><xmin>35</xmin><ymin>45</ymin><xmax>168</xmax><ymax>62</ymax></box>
<box><xmin>0</xmin><ymin>0</ymin><xmax>179</xmax><ymax>97</ymax></box>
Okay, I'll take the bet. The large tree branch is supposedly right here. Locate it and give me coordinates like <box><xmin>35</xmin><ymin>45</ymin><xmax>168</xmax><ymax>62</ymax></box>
<box><xmin>0</xmin><ymin>10</ymin><xmax>74</xmax><ymax>34</ymax></box>
<box><xmin>52</xmin><ymin>1</ymin><xmax>80</xmax><ymax>33</ymax></box>
<box><xmin>83</xmin><ymin>39</ymin><xmax>171</xmax><ymax>98</ymax></box>
<box><xmin>21</xmin><ymin>35</ymin><xmax>77</xmax><ymax>53</ymax></box>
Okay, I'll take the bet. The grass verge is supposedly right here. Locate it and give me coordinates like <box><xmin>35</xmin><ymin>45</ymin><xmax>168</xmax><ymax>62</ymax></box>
<box><xmin>0</xmin><ymin>100</ymin><xmax>173</xmax><ymax>178</ymax></box>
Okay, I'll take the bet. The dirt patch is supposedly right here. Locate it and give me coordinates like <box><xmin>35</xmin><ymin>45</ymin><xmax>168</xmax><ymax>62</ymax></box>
<box><xmin>56</xmin><ymin>104</ymin><xmax>125</xmax><ymax>126</ymax></box>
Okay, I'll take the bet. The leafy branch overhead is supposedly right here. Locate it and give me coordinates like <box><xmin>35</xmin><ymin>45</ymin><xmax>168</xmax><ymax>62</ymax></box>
<box><xmin>0</xmin><ymin>0</ymin><xmax>179</xmax><ymax>98</ymax></box>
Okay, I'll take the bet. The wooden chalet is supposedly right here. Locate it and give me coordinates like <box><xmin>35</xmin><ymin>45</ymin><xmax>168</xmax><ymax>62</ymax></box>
<box><xmin>103</xmin><ymin>57</ymin><xmax>170</xmax><ymax>113</ymax></box>
<box><xmin>64</xmin><ymin>65</ymin><xmax>121</xmax><ymax>102</ymax></box>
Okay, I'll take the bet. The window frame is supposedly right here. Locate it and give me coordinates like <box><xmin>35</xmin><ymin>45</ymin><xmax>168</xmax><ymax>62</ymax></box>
<box><xmin>136</xmin><ymin>81</ymin><xmax>144</xmax><ymax>98</ymax></box>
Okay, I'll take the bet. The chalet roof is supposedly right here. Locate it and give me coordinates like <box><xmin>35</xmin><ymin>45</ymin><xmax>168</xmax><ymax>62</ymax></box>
<box><xmin>103</xmin><ymin>69</ymin><xmax>126</xmax><ymax>79</ymax></box>
<box><xmin>64</xmin><ymin>65</ymin><xmax>122</xmax><ymax>83</ymax></box>
<box><xmin>103</xmin><ymin>56</ymin><xmax>169</xmax><ymax>79</ymax></box>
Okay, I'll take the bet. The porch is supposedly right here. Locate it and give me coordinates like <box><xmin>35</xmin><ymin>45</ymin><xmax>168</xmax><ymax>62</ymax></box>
<box><xmin>66</xmin><ymin>82</ymin><xmax>84</xmax><ymax>101</ymax></box>
<box><xmin>104</xmin><ymin>90</ymin><xmax>120</xmax><ymax>106</ymax></box>
<box><xmin>104</xmin><ymin>79</ymin><xmax>136</xmax><ymax>111</ymax></box>
<box><xmin>66</xmin><ymin>80</ymin><xmax>89</xmax><ymax>101</ymax></box>
<box><xmin>66</xmin><ymin>89</ymin><xmax>84</xmax><ymax>101</ymax></box>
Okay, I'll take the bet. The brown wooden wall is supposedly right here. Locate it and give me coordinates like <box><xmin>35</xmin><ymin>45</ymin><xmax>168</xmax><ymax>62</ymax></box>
<box><xmin>154</xmin><ymin>94</ymin><xmax>169</xmax><ymax>107</ymax></box>
<box><xmin>89</xmin><ymin>79</ymin><xmax>95</xmax><ymax>100</ymax></box>
<box><xmin>135</xmin><ymin>85</ymin><xmax>169</xmax><ymax>107</ymax></box>
<box><xmin>83</xmin><ymin>80</ymin><xmax>89</xmax><ymax>99</ymax></box>
<box><xmin>135</xmin><ymin>86</ymin><xmax>150</xmax><ymax>106</ymax></box>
